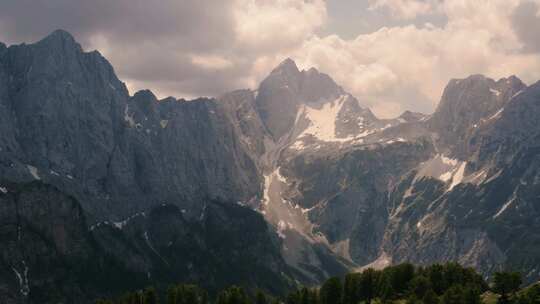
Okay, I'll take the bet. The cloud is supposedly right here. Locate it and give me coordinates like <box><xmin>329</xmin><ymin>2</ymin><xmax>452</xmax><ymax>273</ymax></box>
<box><xmin>287</xmin><ymin>0</ymin><xmax>540</xmax><ymax>118</ymax></box>
<box><xmin>0</xmin><ymin>0</ymin><xmax>326</xmax><ymax>98</ymax></box>
<box><xmin>234</xmin><ymin>0</ymin><xmax>327</xmax><ymax>52</ymax></box>
<box><xmin>368</xmin><ymin>0</ymin><xmax>443</xmax><ymax>20</ymax></box>
<box><xmin>1</xmin><ymin>0</ymin><xmax>540</xmax><ymax>118</ymax></box>
<box><xmin>511</xmin><ymin>1</ymin><xmax>540</xmax><ymax>53</ymax></box>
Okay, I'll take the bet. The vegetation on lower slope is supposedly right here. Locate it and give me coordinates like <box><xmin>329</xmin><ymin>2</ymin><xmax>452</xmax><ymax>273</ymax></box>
<box><xmin>95</xmin><ymin>263</ymin><xmax>540</xmax><ymax>304</ymax></box>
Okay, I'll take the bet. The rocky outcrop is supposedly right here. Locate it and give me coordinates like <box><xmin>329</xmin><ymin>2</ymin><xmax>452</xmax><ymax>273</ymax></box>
<box><xmin>377</xmin><ymin>77</ymin><xmax>540</xmax><ymax>283</ymax></box>
<box><xmin>0</xmin><ymin>30</ymin><xmax>261</xmax><ymax>222</ymax></box>
<box><xmin>427</xmin><ymin>74</ymin><xmax>526</xmax><ymax>157</ymax></box>
<box><xmin>254</xmin><ymin>59</ymin><xmax>344</xmax><ymax>140</ymax></box>
<box><xmin>0</xmin><ymin>30</ymin><xmax>286</xmax><ymax>303</ymax></box>
<box><xmin>0</xmin><ymin>181</ymin><xmax>293</xmax><ymax>303</ymax></box>
<box><xmin>279</xmin><ymin>140</ymin><xmax>434</xmax><ymax>265</ymax></box>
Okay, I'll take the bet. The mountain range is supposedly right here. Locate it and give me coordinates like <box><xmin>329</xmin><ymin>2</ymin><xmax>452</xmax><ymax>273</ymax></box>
<box><xmin>0</xmin><ymin>30</ymin><xmax>539</xmax><ymax>303</ymax></box>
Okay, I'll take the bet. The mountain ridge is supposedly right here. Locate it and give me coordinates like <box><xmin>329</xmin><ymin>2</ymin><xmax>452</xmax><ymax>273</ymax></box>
<box><xmin>1</xmin><ymin>30</ymin><xmax>539</xmax><ymax>303</ymax></box>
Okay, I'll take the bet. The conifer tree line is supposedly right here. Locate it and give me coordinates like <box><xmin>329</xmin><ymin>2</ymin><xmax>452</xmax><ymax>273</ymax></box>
<box><xmin>96</xmin><ymin>263</ymin><xmax>540</xmax><ymax>304</ymax></box>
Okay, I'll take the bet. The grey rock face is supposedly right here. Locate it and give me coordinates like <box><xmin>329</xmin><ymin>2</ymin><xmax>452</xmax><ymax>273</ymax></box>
<box><xmin>217</xmin><ymin>89</ymin><xmax>270</xmax><ymax>171</ymax></box>
<box><xmin>279</xmin><ymin>140</ymin><xmax>434</xmax><ymax>265</ymax></box>
<box><xmin>398</xmin><ymin>110</ymin><xmax>427</xmax><ymax>123</ymax></box>
<box><xmin>427</xmin><ymin>74</ymin><xmax>526</xmax><ymax>157</ymax></box>
<box><xmin>0</xmin><ymin>30</ymin><xmax>285</xmax><ymax>302</ymax></box>
<box><xmin>223</xmin><ymin>59</ymin><xmax>540</xmax><ymax>285</ymax></box>
<box><xmin>471</xmin><ymin>80</ymin><xmax>540</xmax><ymax>167</ymax></box>
<box><xmin>376</xmin><ymin>77</ymin><xmax>540</xmax><ymax>283</ymax></box>
<box><xmin>255</xmin><ymin>59</ymin><xmax>344</xmax><ymax>140</ymax></box>
<box><xmin>255</xmin><ymin>59</ymin><xmax>304</xmax><ymax>140</ymax></box>
<box><xmin>0</xmin><ymin>181</ymin><xmax>293</xmax><ymax>303</ymax></box>
<box><xmin>0</xmin><ymin>30</ymin><xmax>261</xmax><ymax>222</ymax></box>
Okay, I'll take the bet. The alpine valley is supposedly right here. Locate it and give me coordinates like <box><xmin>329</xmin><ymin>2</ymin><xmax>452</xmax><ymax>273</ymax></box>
<box><xmin>0</xmin><ymin>30</ymin><xmax>539</xmax><ymax>303</ymax></box>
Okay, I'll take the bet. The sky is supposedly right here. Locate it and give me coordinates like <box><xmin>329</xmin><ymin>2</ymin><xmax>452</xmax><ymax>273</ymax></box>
<box><xmin>1</xmin><ymin>0</ymin><xmax>540</xmax><ymax>118</ymax></box>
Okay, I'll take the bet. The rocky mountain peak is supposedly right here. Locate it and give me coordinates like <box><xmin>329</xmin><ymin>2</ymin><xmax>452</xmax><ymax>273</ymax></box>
<box><xmin>399</xmin><ymin>110</ymin><xmax>426</xmax><ymax>122</ymax></box>
<box><xmin>428</xmin><ymin>74</ymin><xmax>526</xmax><ymax>152</ymax></box>
<box><xmin>131</xmin><ymin>89</ymin><xmax>159</xmax><ymax>115</ymax></box>
<box><xmin>132</xmin><ymin>89</ymin><xmax>158</xmax><ymax>102</ymax></box>
<box><xmin>256</xmin><ymin>59</ymin><xmax>343</xmax><ymax>139</ymax></box>
<box><xmin>498</xmin><ymin>74</ymin><xmax>526</xmax><ymax>88</ymax></box>
<box><xmin>35</xmin><ymin>29</ymin><xmax>82</xmax><ymax>52</ymax></box>
<box><xmin>272</xmin><ymin>57</ymin><xmax>300</xmax><ymax>75</ymax></box>
<box><xmin>443</xmin><ymin>74</ymin><xmax>524</xmax><ymax>114</ymax></box>
<box><xmin>300</xmin><ymin>67</ymin><xmax>343</xmax><ymax>103</ymax></box>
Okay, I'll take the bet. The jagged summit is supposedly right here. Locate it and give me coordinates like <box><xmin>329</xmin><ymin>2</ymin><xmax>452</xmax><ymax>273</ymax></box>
<box><xmin>256</xmin><ymin>59</ymin><xmax>348</xmax><ymax>139</ymax></box>
<box><xmin>398</xmin><ymin>110</ymin><xmax>426</xmax><ymax>122</ymax></box>
<box><xmin>268</xmin><ymin>58</ymin><xmax>301</xmax><ymax>80</ymax></box>
<box><xmin>45</xmin><ymin>29</ymin><xmax>76</xmax><ymax>40</ymax></box>
<box><xmin>35</xmin><ymin>29</ymin><xmax>81</xmax><ymax>51</ymax></box>
<box><xmin>132</xmin><ymin>89</ymin><xmax>158</xmax><ymax>101</ymax></box>
<box><xmin>275</xmin><ymin>57</ymin><xmax>299</xmax><ymax>70</ymax></box>
<box><xmin>448</xmin><ymin>74</ymin><xmax>525</xmax><ymax>88</ymax></box>
<box><xmin>426</xmin><ymin>73</ymin><xmax>527</xmax><ymax>156</ymax></box>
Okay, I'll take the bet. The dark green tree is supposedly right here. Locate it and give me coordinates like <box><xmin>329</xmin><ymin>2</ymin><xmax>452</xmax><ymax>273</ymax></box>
<box><xmin>378</xmin><ymin>276</ymin><xmax>395</xmax><ymax>304</ymax></box>
<box><xmin>441</xmin><ymin>285</ymin><xmax>464</xmax><ymax>304</ymax></box>
<box><xmin>385</xmin><ymin>263</ymin><xmax>415</xmax><ymax>296</ymax></box>
<box><xmin>427</xmin><ymin>264</ymin><xmax>445</xmax><ymax>295</ymax></box>
<box><xmin>200</xmin><ymin>289</ymin><xmax>209</xmax><ymax>304</ymax></box>
<box><xmin>217</xmin><ymin>291</ymin><xmax>229</xmax><ymax>304</ymax></box>
<box><xmin>409</xmin><ymin>275</ymin><xmax>431</xmax><ymax>299</ymax></box>
<box><xmin>523</xmin><ymin>284</ymin><xmax>540</xmax><ymax>304</ymax></box>
<box><xmin>299</xmin><ymin>287</ymin><xmax>310</xmax><ymax>304</ymax></box>
<box><xmin>343</xmin><ymin>273</ymin><xmax>360</xmax><ymax>304</ymax></box>
<box><xmin>256</xmin><ymin>289</ymin><xmax>268</xmax><ymax>304</ymax></box>
<box><xmin>359</xmin><ymin>268</ymin><xmax>378</xmax><ymax>304</ymax></box>
<box><xmin>167</xmin><ymin>286</ymin><xmax>178</xmax><ymax>304</ymax></box>
<box><xmin>183</xmin><ymin>285</ymin><xmax>200</xmax><ymax>304</ymax></box>
<box><xmin>493</xmin><ymin>272</ymin><xmax>522</xmax><ymax>304</ymax></box>
<box><xmin>320</xmin><ymin>277</ymin><xmax>342</xmax><ymax>304</ymax></box>
<box><xmin>406</xmin><ymin>294</ymin><xmax>421</xmax><ymax>304</ymax></box>
<box><xmin>422</xmin><ymin>289</ymin><xmax>439</xmax><ymax>304</ymax></box>
<box><xmin>143</xmin><ymin>287</ymin><xmax>158</xmax><ymax>304</ymax></box>
<box><xmin>463</xmin><ymin>286</ymin><xmax>482</xmax><ymax>304</ymax></box>
<box><xmin>286</xmin><ymin>289</ymin><xmax>301</xmax><ymax>304</ymax></box>
<box><xmin>228</xmin><ymin>286</ymin><xmax>251</xmax><ymax>304</ymax></box>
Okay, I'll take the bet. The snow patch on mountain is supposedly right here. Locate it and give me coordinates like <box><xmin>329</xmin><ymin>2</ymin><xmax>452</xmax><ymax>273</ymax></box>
<box><xmin>486</xmin><ymin>108</ymin><xmax>504</xmax><ymax>121</ymax></box>
<box><xmin>12</xmin><ymin>260</ymin><xmax>29</xmax><ymax>297</ymax></box>
<box><xmin>493</xmin><ymin>189</ymin><xmax>517</xmax><ymax>219</ymax></box>
<box><xmin>26</xmin><ymin>165</ymin><xmax>40</xmax><ymax>180</ymax></box>
<box><xmin>490</xmin><ymin>88</ymin><xmax>501</xmax><ymax>96</ymax></box>
<box><xmin>262</xmin><ymin>168</ymin><xmax>313</xmax><ymax>239</ymax></box>
<box><xmin>448</xmin><ymin>162</ymin><xmax>467</xmax><ymax>191</ymax></box>
<box><xmin>416</xmin><ymin>155</ymin><xmax>461</xmax><ymax>182</ymax></box>
<box><xmin>289</xmin><ymin>95</ymin><xmax>385</xmax><ymax>151</ymax></box>
<box><xmin>124</xmin><ymin>105</ymin><xmax>136</xmax><ymax>127</ymax></box>
<box><xmin>298</xmin><ymin>95</ymin><xmax>352</xmax><ymax>143</ymax></box>
<box><xmin>414</xmin><ymin>155</ymin><xmax>469</xmax><ymax>191</ymax></box>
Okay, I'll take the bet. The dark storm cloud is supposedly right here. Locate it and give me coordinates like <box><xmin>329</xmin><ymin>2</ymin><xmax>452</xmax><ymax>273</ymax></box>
<box><xmin>0</xmin><ymin>0</ymin><xmax>247</xmax><ymax>97</ymax></box>
<box><xmin>511</xmin><ymin>1</ymin><xmax>540</xmax><ymax>53</ymax></box>
<box><xmin>0</xmin><ymin>0</ymin><xmax>235</xmax><ymax>48</ymax></box>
